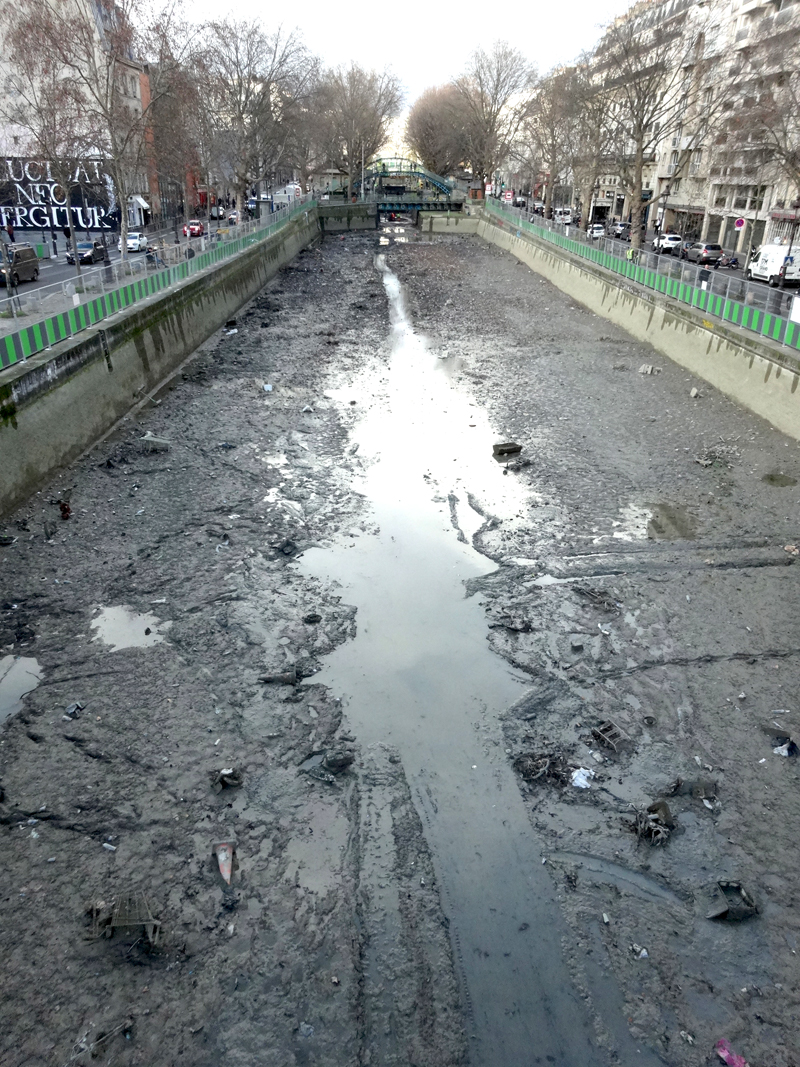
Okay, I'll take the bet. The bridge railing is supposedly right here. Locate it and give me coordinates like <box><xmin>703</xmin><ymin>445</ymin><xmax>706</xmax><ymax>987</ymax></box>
<box><xmin>484</xmin><ymin>198</ymin><xmax>800</xmax><ymax>353</ymax></box>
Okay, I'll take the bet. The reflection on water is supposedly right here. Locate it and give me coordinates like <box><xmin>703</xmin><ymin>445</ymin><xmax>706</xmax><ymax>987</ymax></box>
<box><xmin>301</xmin><ymin>254</ymin><xmax>604</xmax><ymax>1065</ymax></box>
<box><xmin>91</xmin><ymin>605</ymin><xmax>171</xmax><ymax>651</ymax></box>
<box><xmin>0</xmin><ymin>655</ymin><xmax>43</xmax><ymax>724</ymax></box>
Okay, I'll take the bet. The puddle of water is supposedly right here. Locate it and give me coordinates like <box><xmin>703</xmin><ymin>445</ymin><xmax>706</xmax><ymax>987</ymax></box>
<box><xmin>302</xmin><ymin>255</ymin><xmax>606</xmax><ymax>1065</ymax></box>
<box><xmin>646</xmin><ymin>502</ymin><xmax>696</xmax><ymax>540</ymax></box>
<box><xmin>91</xmin><ymin>606</ymin><xmax>171</xmax><ymax>651</ymax></box>
<box><xmin>763</xmin><ymin>471</ymin><xmax>798</xmax><ymax>487</ymax></box>
<box><xmin>0</xmin><ymin>655</ymin><xmax>43</xmax><ymax>724</ymax></box>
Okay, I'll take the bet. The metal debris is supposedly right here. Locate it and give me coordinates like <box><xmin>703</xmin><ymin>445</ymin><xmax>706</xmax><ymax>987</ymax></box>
<box><xmin>625</xmin><ymin>803</ymin><xmax>672</xmax><ymax>846</ymax></box>
<box><xmin>591</xmin><ymin>719</ymin><xmax>630</xmax><ymax>752</ymax></box>
<box><xmin>669</xmin><ymin>777</ymin><xmax>717</xmax><ymax>800</ymax></box>
<box><xmin>89</xmin><ymin>891</ymin><xmax>161</xmax><ymax>944</ymax></box>
<box><xmin>706</xmin><ymin>881</ymin><xmax>758</xmax><ymax>922</ymax></box>
<box><xmin>493</xmin><ymin>441</ymin><xmax>522</xmax><ymax>456</ymax></box>
<box><xmin>512</xmin><ymin>752</ymin><xmax>571</xmax><ymax>787</ymax></box>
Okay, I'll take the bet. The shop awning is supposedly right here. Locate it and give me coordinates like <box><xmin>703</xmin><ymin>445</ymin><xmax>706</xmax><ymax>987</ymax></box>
<box><xmin>128</xmin><ymin>195</ymin><xmax>149</xmax><ymax>209</ymax></box>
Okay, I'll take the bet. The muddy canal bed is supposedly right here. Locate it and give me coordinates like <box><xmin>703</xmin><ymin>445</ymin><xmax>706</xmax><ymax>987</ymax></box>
<box><xmin>1</xmin><ymin>228</ymin><xmax>800</xmax><ymax>1067</ymax></box>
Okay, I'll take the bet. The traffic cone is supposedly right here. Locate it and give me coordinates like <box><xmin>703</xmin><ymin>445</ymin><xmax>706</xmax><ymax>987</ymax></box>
<box><xmin>214</xmin><ymin>840</ymin><xmax>235</xmax><ymax>884</ymax></box>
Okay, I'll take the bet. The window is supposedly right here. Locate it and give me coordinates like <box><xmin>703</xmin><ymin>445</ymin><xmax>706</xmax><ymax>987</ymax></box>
<box><xmin>733</xmin><ymin>188</ymin><xmax>748</xmax><ymax>209</ymax></box>
<box><xmin>689</xmin><ymin>149</ymin><xmax>703</xmax><ymax>175</ymax></box>
<box><xmin>668</xmin><ymin>150</ymin><xmax>679</xmax><ymax>175</ymax></box>
<box><xmin>671</xmin><ymin>125</ymin><xmax>683</xmax><ymax>148</ymax></box>
<box><xmin>714</xmin><ymin>185</ymin><xmax>728</xmax><ymax>208</ymax></box>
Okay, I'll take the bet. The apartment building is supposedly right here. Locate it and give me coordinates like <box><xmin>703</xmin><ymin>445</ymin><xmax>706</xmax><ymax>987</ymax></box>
<box><xmin>635</xmin><ymin>0</ymin><xmax>799</xmax><ymax>250</ymax></box>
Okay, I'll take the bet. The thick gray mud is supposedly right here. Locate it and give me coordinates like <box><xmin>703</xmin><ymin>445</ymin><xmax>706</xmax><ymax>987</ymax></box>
<box><xmin>1</xmin><ymin>223</ymin><xmax>799</xmax><ymax>1067</ymax></box>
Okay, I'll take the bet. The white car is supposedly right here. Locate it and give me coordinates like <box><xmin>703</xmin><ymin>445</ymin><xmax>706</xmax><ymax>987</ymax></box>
<box><xmin>588</xmin><ymin>223</ymin><xmax>606</xmax><ymax>240</ymax></box>
<box><xmin>653</xmin><ymin>233</ymin><xmax>683</xmax><ymax>254</ymax></box>
<box><xmin>118</xmin><ymin>231</ymin><xmax>147</xmax><ymax>252</ymax></box>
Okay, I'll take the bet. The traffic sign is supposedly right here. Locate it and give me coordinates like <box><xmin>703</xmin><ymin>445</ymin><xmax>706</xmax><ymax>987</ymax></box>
<box><xmin>735</xmin><ymin>217</ymin><xmax>745</xmax><ymax>229</ymax></box>
<box><xmin>503</xmin><ymin>190</ymin><xmax>513</xmax><ymax>202</ymax></box>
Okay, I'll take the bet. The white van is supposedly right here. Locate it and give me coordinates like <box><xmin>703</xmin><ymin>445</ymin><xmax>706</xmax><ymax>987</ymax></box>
<box><xmin>554</xmin><ymin>207</ymin><xmax>573</xmax><ymax>224</ymax></box>
<box><xmin>746</xmin><ymin>244</ymin><xmax>800</xmax><ymax>287</ymax></box>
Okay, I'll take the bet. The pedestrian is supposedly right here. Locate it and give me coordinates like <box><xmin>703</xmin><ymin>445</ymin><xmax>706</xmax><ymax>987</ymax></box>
<box><xmin>6</xmin><ymin>221</ymin><xmax>14</xmax><ymax>243</ymax></box>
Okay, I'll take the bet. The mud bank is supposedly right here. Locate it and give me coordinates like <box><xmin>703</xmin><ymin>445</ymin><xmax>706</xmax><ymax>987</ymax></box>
<box><xmin>1</xmin><ymin>227</ymin><xmax>800</xmax><ymax>1067</ymax></box>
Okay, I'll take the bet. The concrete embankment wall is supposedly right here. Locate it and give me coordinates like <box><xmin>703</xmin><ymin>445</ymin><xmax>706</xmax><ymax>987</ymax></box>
<box><xmin>0</xmin><ymin>208</ymin><xmax>320</xmax><ymax>515</ymax></box>
<box><xmin>473</xmin><ymin>211</ymin><xmax>800</xmax><ymax>441</ymax></box>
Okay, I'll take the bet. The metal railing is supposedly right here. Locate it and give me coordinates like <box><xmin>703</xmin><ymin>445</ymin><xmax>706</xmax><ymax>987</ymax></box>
<box><xmin>0</xmin><ymin>198</ymin><xmax>314</xmax><ymax>370</ymax></box>
<box><xmin>485</xmin><ymin>198</ymin><xmax>800</xmax><ymax>351</ymax></box>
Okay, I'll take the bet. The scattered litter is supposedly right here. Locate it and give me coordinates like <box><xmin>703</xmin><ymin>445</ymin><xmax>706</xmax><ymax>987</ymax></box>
<box><xmin>260</xmin><ymin>668</ymin><xmax>298</xmax><ymax>685</ymax></box>
<box><xmin>706</xmin><ymin>881</ymin><xmax>758</xmax><ymax>922</ymax></box>
<box><xmin>224</xmin><ymin>328</ymin><xmax>238</xmax><ymax>335</ymax></box>
<box><xmin>702</xmin><ymin>798</ymin><xmax>715</xmax><ymax>810</ymax></box>
<box><xmin>570</xmin><ymin>637</ymin><xmax>584</xmax><ymax>652</ymax></box>
<box><xmin>570</xmin><ymin>767</ymin><xmax>595</xmax><ymax>789</ymax></box>
<box><xmin>225</xmin><ymin>319</ymin><xmax>237</xmax><ymax>328</ymax></box>
<box><xmin>715</xmin><ymin>1038</ymin><xmax>750</xmax><ymax>1066</ymax></box>
<box><xmin>602</xmin><ymin>913</ymin><xmax>610</xmax><ymax>924</ymax></box>
<box><xmin>302</xmin><ymin>405</ymin><xmax>313</xmax><ymax>413</ymax></box>
<box><xmin>299</xmin><ymin>1022</ymin><xmax>314</xmax><ymax>1039</ymax></box>
<box><xmin>263</xmin><ymin>384</ymin><xmax>273</xmax><ymax>392</ymax></box>
<box><xmin>680</xmin><ymin>1031</ymin><xmax>695</xmax><ymax>1045</ymax></box>
<box><xmin>140</xmin><ymin>432</ymin><xmax>170</xmax><ymax>453</ymax></box>
<box><xmin>0</xmin><ymin>534</ymin><xmax>16</xmax><ymax>546</ymax></box>
<box><xmin>638</xmin><ymin>364</ymin><xmax>660</xmax><ymax>375</ymax></box>
<box><xmin>694</xmin><ymin>755</ymin><xmax>702</xmax><ymax>766</ymax></box>
<box><xmin>102</xmin><ymin>842</ymin><xmax>117</xmax><ymax>852</ymax></box>
<box><xmin>43</xmin><ymin>521</ymin><xmax>57</xmax><ymax>541</ymax></box>
<box><xmin>62</xmin><ymin>701</ymin><xmax>84</xmax><ymax>721</ymax></box>
<box><xmin>630</xmin><ymin>943</ymin><xmax>649</xmax><ymax>958</ymax></box>
<box><xmin>214</xmin><ymin>840</ymin><xmax>235</xmax><ymax>884</ymax></box>
<box><xmin>690</xmin><ymin>387</ymin><xmax>700</xmax><ymax>398</ymax></box>
<box><xmin>59</xmin><ymin>501</ymin><xmax>71</xmax><ymax>520</ymax></box>
<box><xmin>492</xmin><ymin>441</ymin><xmax>522</xmax><ymax>456</ymax></box>
<box><xmin>512</xmin><ymin>752</ymin><xmax>571</xmax><ymax>786</ymax></box>
<box><xmin>303</xmin><ymin>613</ymin><xmax>322</xmax><ymax>624</ymax></box>
<box><xmin>625</xmin><ymin>802</ymin><xmax>672</xmax><ymax>846</ymax></box>
<box><xmin>591</xmin><ymin>719</ymin><xmax>629</xmax><ymax>752</ymax></box>
<box><xmin>331</xmin><ymin>975</ymin><xmax>340</xmax><ymax>985</ymax></box>
<box><xmin>784</xmin><ymin>545</ymin><xmax>799</xmax><ymax>556</ymax></box>
<box><xmin>762</xmin><ymin>720</ymin><xmax>799</xmax><ymax>756</ymax></box>
<box><xmin>209</xmin><ymin>768</ymin><xmax>243</xmax><ymax>794</ymax></box>
<box><xmin>299</xmin><ymin>749</ymin><xmax>355</xmax><ymax>783</ymax></box>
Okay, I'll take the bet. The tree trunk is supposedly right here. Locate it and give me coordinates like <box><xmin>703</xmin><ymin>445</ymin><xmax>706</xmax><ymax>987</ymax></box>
<box><xmin>630</xmin><ymin>143</ymin><xmax>644</xmax><ymax>250</ymax></box>
<box><xmin>544</xmin><ymin>172</ymin><xmax>554</xmax><ymax>219</ymax></box>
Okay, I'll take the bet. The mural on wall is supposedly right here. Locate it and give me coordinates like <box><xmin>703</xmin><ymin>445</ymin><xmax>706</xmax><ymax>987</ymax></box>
<box><xmin>0</xmin><ymin>158</ymin><xmax>116</xmax><ymax>231</ymax></box>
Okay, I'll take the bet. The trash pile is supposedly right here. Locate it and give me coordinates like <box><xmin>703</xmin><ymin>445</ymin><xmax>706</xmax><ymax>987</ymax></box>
<box><xmin>695</xmin><ymin>441</ymin><xmax>740</xmax><ymax>468</ymax></box>
<box><xmin>209</xmin><ymin>767</ymin><xmax>243</xmax><ymax>794</ymax></box>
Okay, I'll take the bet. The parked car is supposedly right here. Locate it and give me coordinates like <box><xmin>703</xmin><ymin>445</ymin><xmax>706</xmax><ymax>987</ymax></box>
<box><xmin>745</xmin><ymin>244</ymin><xmax>800</xmax><ymax>287</ymax></box>
<box><xmin>588</xmin><ymin>223</ymin><xmax>606</xmax><ymax>240</ymax></box>
<box><xmin>611</xmin><ymin>220</ymin><xmax>631</xmax><ymax>240</ymax></box>
<box><xmin>227</xmin><ymin>211</ymin><xmax>240</xmax><ymax>224</ymax></box>
<box><xmin>183</xmin><ymin>219</ymin><xmax>204</xmax><ymax>237</ymax></box>
<box><xmin>117</xmin><ymin>231</ymin><xmax>147</xmax><ymax>252</ymax></box>
<box><xmin>66</xmin><ymin>240</ymin><xmax>105</xmax><ymax>265</ymax></box>
<box><xmin>653</xmin><ymin>233</ymin><xmax>683</xmax><ymax>254</ymax></box>
<box><xmin>0</xmin><ymin>243</ymin><xmax>39</xmax><ymax>285</ymax></box>
<box><xmin>684</xmin><ymin>241</ymin><xmax>723</xmax><ymax>265</ymax></box>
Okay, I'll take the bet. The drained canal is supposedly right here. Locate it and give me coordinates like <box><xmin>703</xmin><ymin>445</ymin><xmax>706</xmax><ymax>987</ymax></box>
<box><xmin>303</xmin><ymin>253</ymin><xmax>605</xmax><ymax>1064</ymax></box>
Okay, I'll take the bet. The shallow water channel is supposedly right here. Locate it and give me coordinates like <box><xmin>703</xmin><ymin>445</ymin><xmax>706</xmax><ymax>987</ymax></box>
<box><xmin>302</xmin><ymin>254</ymin><xmax>609</xmax><ymax>1064</ymax></box>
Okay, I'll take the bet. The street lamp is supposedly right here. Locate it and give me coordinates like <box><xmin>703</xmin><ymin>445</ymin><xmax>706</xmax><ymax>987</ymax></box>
<box><xmin>779</xmin><ymin>198</ymin><xmax>800</xmax><ymax>290</ymax></box>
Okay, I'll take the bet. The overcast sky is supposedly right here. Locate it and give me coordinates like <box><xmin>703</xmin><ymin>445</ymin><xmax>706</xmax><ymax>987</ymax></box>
<box><xmin>190</xmin><ymin>0</ymin><xmax>635</xmax><ymax>106</ymax></box>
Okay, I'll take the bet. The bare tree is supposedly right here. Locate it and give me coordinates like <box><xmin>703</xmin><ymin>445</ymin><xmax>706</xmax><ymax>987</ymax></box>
<box><xmin>405</xmin><ymin>85</ymin><xmax>466</xmax><ymax>178</ymax></box>
<box><xmin>284</xmin><ymin>70</ymin><xmax>335</xmax><ymax>193</ymax></box>
<box><xmin>452</xmin><ymin>41</ymin><xmax>535</xmax><ymax>191</ymax></box>
<box><xmin>566</xmin><ymin>66</ymin><xmax>614</xmax><ymax>231</ymax></box>
<box><xmin>523</xmin><ymin>68</ymin><xmax>577</xmax><ymax>219</ymax></box>
<box><xmin>203</xmin><ymin>23</ymin><xmax>317</xmax><ymax>210</ymax></box>
<box><xmin>324</xmin><ymin>64</ymin><xmax>403</xmax><ymax>197</ymax></box>
<box><xmin>592</xmin><ymin>4</ymin><xmax>715</xmax><ymax>248</ymax></box>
